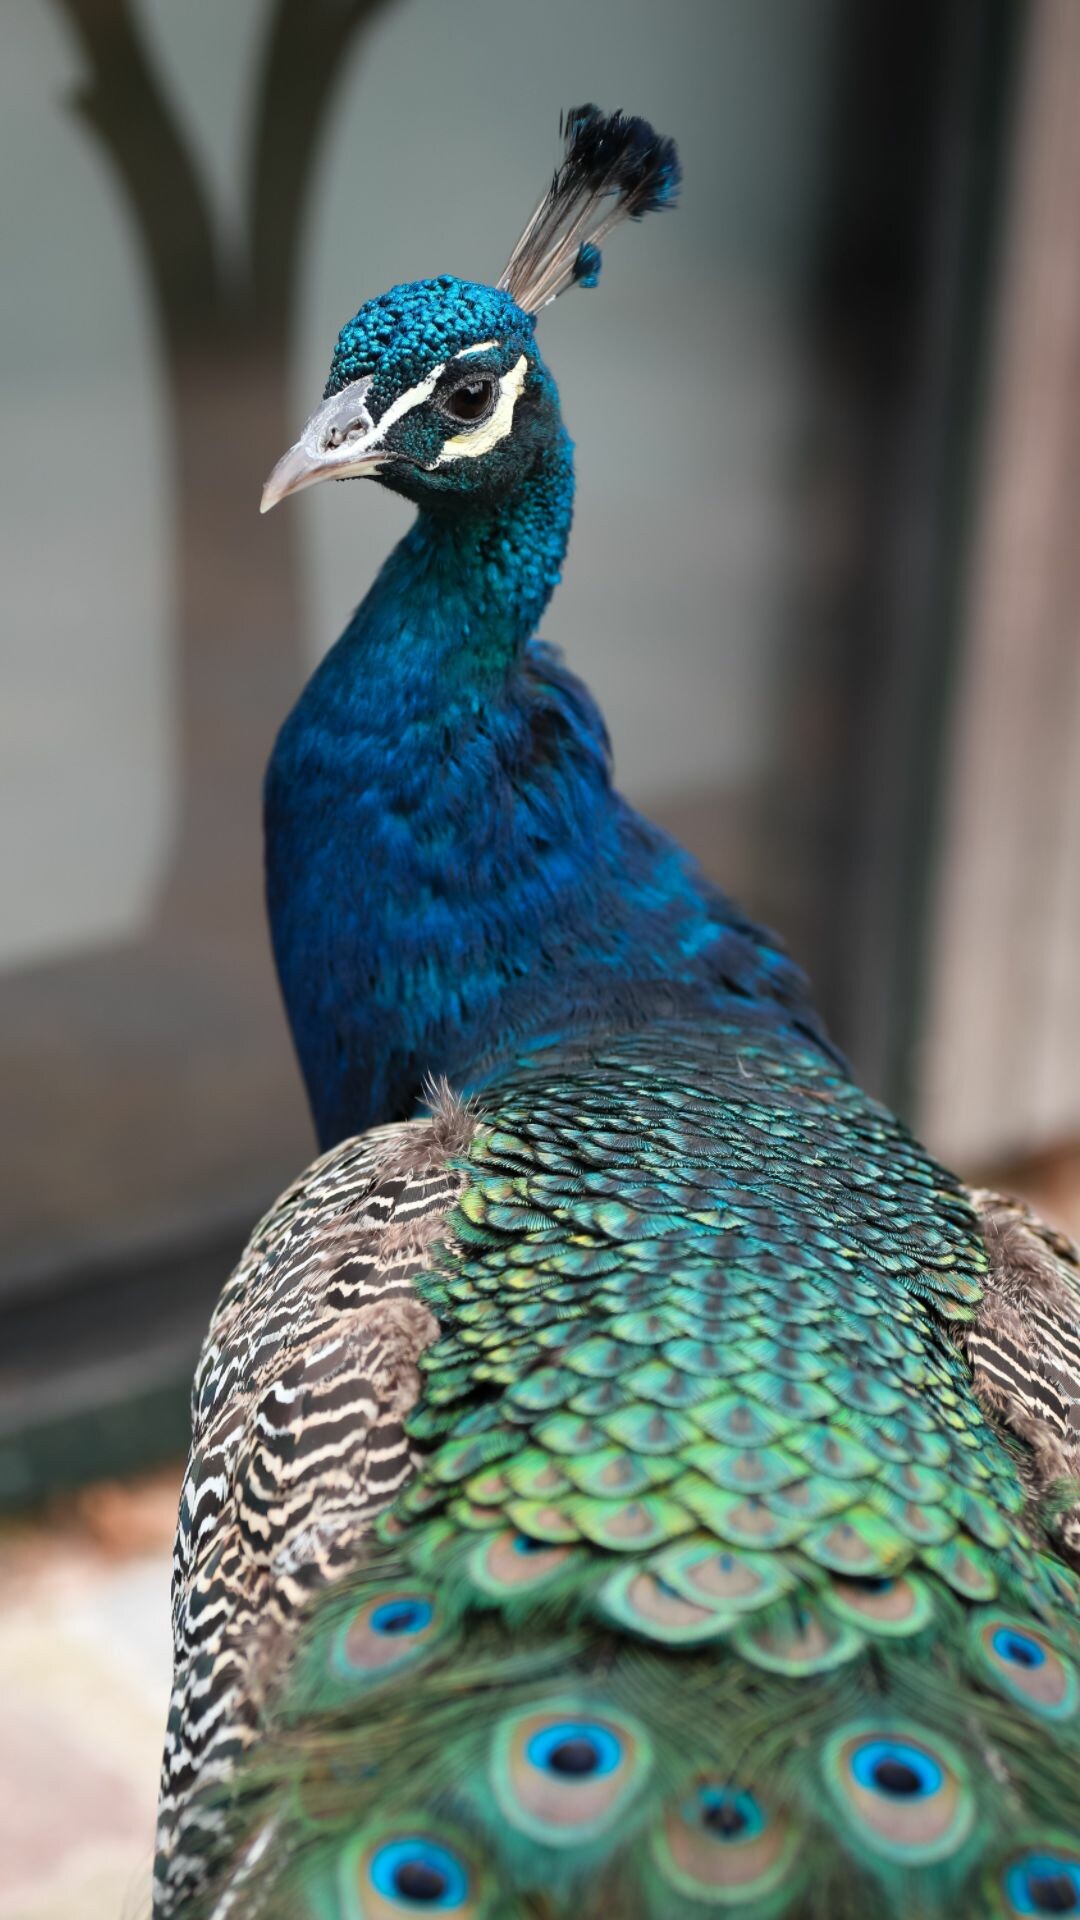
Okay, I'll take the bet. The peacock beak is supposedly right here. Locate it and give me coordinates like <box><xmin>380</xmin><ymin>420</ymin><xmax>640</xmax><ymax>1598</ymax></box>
<box><xmin>260</xmin><ymin>377</ymin><xmax>388</xmax><ymax>513</ymax></box>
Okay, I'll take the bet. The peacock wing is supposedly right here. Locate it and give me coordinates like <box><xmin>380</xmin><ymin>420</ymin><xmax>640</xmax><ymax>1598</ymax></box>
<box><xmin>155</xmin><ymin>1090</ymin><xmax>475</xmax><ymax>1914</ymax></box>
<box><xmin>963</xmin><ymin>1186</ymin><xmax>1080</xmax><ymax>1565</ymax></box>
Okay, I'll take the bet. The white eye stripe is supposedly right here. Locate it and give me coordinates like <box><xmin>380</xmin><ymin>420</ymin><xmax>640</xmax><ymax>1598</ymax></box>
<box><xmin>325</xmin><ymin>350</ymin><xmax>525</xmax><ymax>469</ymax></box>
<box><xmin>363</xmin><ymin>343</ymin><xmax>496</xmax><ymax>444</ymax></box>
<box><xmin>365</xmin><ymin>363</ymin><xmax>446</xmax><ymax>446</ymax></box>
<box><xmin>436</xmin><ymin>354</ymin><xmax>528</xmax><ymax>465</ymax></box>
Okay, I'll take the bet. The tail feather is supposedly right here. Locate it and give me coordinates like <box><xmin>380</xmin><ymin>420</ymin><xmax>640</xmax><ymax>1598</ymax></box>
<box><xmin>185</xmin><ymin>1531</ymin><xmax>1080</xmax><ymax>1917</ymax></box>
<box><xmin>164</xmin><ymin>1023</ymin><xmax>1080</xmax><ymax>1917</ymax></box>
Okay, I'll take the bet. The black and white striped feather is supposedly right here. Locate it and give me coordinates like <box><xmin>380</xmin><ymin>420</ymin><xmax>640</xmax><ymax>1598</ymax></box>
<box><xmin>154</xmin><ymin>1088</ymin><xmax>474</xmax><ymax>1917</ymax></box>
<box><xmin>964</xmin><ymin>1186</ymin><xmax>1080</xmax><ymax>1562</ymax></box>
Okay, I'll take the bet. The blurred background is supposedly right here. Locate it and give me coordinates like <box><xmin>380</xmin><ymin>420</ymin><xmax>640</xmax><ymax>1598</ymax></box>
<box><xmin>1</xmin><ymin>0</ymin><xmax>1079</xmax><ymax>1912</ymax></box>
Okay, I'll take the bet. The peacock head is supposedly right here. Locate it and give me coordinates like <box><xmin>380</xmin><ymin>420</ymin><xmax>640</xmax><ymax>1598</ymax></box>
<box><xmin>261</xmin><ymin>106</ymin><xmax>680</xmax><ymax>516</ymax></box>
<box><xmin>263</xmin><ymin>278</ymin><xmax>547</xmax><ymax>513</ymax></box>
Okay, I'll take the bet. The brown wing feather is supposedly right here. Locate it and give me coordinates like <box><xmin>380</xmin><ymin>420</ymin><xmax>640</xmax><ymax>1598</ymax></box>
<box><xmin>154</xmin><ymin>1088</ymin><xmax>474</xmax><ymax>1915</ymax></box>
<box><xmin>964</xmin><ymin>1186</ymin><xmax>1080</xmax><ymax>1562</ymax></box>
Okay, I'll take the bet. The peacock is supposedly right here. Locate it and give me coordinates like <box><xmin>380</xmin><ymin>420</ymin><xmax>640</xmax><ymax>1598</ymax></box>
<box><xmin>156</xmin><ymin>108</ymin><xmax>1080</xmax><ymax>1919</ymax></box>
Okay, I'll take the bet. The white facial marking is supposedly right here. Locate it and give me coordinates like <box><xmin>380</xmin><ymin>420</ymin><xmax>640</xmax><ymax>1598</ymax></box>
<box><xmin>316</xmin><ymin>364</ymin><xmax>448</xmax><ymax>475</ymax></box>
<box><xmin>269</xmin><ymin>346</ymin><xmax>527</xmax><ymax>508</ymax></box>
<box><xmin>366</xmin><ymin>363</ymin><xmax>445</xmax><ymax>446</ymax></box>
<box><xmin>436</xmin><ymin>354</ymin><xmax>529</xmax><ymax>465</ymax></box>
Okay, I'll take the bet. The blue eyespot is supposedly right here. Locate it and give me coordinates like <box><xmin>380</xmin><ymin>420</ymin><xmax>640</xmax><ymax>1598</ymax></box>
<box><xmin>526</xmin><ymin>1719</ymin><xmax>623</xmax><ymax>1779</ymax></box>
<box><xmin>993</xmin><ymin>1628</ymin><xmax>1047</xmax><ymax>1671</ymax></box>
<box><xmin>512</xmin><ymin>1534</ymin><xmax>546</xmax><ymax>1555</ymax></box>
<box><xmin>696</xmin><ymin>1786</ymin><xmax>765</xmax><ymax>1842</ymax></box>
<box><xmin>369</xmin><ymin>1836</ymin><xmax>469</xmax><ymax>1908</ymax></box>
<box><xmin>1005</xmin><ymin>1853</ymin><xmax>1080</xmax><ymax>1915</ymax></box>
<box><xmin>851</xmin><ymin>1739</ymin><xmax>943</xmax><ymax>1799</ymax></box>
<box><xmin>370</xmin><ymin>1599</ymin><xmax>434</xmax><ymax>1637</ymax></box>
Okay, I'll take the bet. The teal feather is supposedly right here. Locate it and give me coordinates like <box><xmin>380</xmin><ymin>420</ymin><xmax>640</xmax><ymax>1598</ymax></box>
<box><xmin>173</xmin><ymin>1023</ymin><xmax>1080</xmax><ymax>1918</ymax></box>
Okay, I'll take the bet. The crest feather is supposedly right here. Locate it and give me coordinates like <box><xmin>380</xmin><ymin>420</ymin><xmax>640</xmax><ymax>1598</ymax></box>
<box><xmin>499</xmin><ymin>105</ymin><xmax>681</xmax><ymax>314</ymax></box>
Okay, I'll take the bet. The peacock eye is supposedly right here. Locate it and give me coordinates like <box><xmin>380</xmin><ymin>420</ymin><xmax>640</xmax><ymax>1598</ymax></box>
<box><xmin>439</xmin><ymin>376</ymin><xmax>496</xmax><ymax>425</ymax></box>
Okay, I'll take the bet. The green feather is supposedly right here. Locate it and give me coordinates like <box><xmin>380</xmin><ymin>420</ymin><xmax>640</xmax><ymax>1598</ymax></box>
<box><xmin>177</xmin><ymin>1023</ymin><xmax>1080</xmax><ymax>1918</ymax></box>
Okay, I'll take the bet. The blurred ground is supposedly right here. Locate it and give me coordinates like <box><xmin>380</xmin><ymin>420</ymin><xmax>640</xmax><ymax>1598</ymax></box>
<box><xmin>0</xmin><ymin>1469</ymin><xmax>179</xmax><ymax>1920</ymax></box>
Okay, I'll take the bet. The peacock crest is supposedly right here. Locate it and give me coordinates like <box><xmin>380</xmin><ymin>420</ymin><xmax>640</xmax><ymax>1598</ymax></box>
<box><xmin>498</xmin><ymin>102</ymin><xmax>682</xmax><ymax>311</ymax></box>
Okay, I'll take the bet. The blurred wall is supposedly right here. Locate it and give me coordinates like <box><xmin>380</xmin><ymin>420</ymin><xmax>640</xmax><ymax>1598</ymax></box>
<box><xmin>919</xmin><ymin>0</ymin><xmax>1080</xmax><ymax>1166</ymax></box>
<box><xmin>4</xmin><ymin>0</ymin><xmax>1079</xmax><ymax>1499</ymax></box>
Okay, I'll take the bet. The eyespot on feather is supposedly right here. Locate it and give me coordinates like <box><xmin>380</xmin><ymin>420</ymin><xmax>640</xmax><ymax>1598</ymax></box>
<box><xmin>922</xmin><ymin>1537</ymin><xmax>999</xmax><ymax>1602</ymax></box>
<box><xmin>598</xmin><ymin>1565</ymin><xmax>733</xmax><ymax>1644</ymax></box>
<box><xmin>732</xmin><ymin>1602</ymin><xmax>864</xmax><ymax>1675</ymax></box>
<box><xmin>970</xmin><ymin>1614</ymin><xmax>1078</xmax><ymax>1721</ymax></box>
<box><xmin>490</xmin><ymin>1701</ymin><xmax>651</xmax><ymax>1845</ymax></box>
<box><xmin>467</xmin><ymin>1528</ymin><xmax>574</xmax><ymax>1597</ymax></box>
<box><xmin>822</xmin><ymin>1722</ymin><xmax>976</xmax><ymax>1864</ymax></box>
<box><xmin>996</xmin><ymin>1841</ymin><xmax>1080</xmax><ymax>1916</ymax></box>
<box><xmin>823</xmin><ymin>1572</ymin><xmax>935</xmax><ymax>1638</ymax></box>
<box><xmin>652</xmin><ymin>1780</ymin><xmax>803</xmax><ymax>1909</ymax></box>
<box><xmin>651</xmin><ymin>1542</ymin><xmax>793</xmax><ymax>1615</ymax></box>
<box><xmin>331</xmin><ymin>1590</ymin><xmax>441</xmax><ymax>1685</ymax></box>
<box><xmin>337</xmin><ymin>1827</ymin><xmax>486</xmax><ymax>1918</ymax></box>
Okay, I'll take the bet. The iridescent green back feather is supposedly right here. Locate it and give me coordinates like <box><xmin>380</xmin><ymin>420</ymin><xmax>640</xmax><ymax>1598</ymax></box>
<box><xmin>187</xmin><ymin>1019</ymin><xmax>1080</xmax><ymax>1919</ymax></box>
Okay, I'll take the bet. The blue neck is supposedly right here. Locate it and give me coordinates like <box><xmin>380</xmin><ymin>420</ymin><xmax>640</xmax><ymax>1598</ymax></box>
<box><xmin>266</xmin><ymin>429</ymin><xmax>829</xmax><ymax>1149</ymax></box>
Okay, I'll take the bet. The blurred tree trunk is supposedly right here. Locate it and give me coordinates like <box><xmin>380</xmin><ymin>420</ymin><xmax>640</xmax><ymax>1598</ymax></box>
<box><xmin>51</xmin><ymin>0</ymin><xmax>390</xmax><ymax>941</ymax></box>
<box><xmin>776</xmin><ymin>0</ymin><xmax>1022</xmax><ymax>1112</ymax></box>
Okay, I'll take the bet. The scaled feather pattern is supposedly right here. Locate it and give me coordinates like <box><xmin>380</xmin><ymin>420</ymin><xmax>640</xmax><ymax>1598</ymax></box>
<box><xmin>161</xmin><ymin>1025</ymin><xmax>1080</xmax><ymax>1919</ymax></box>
